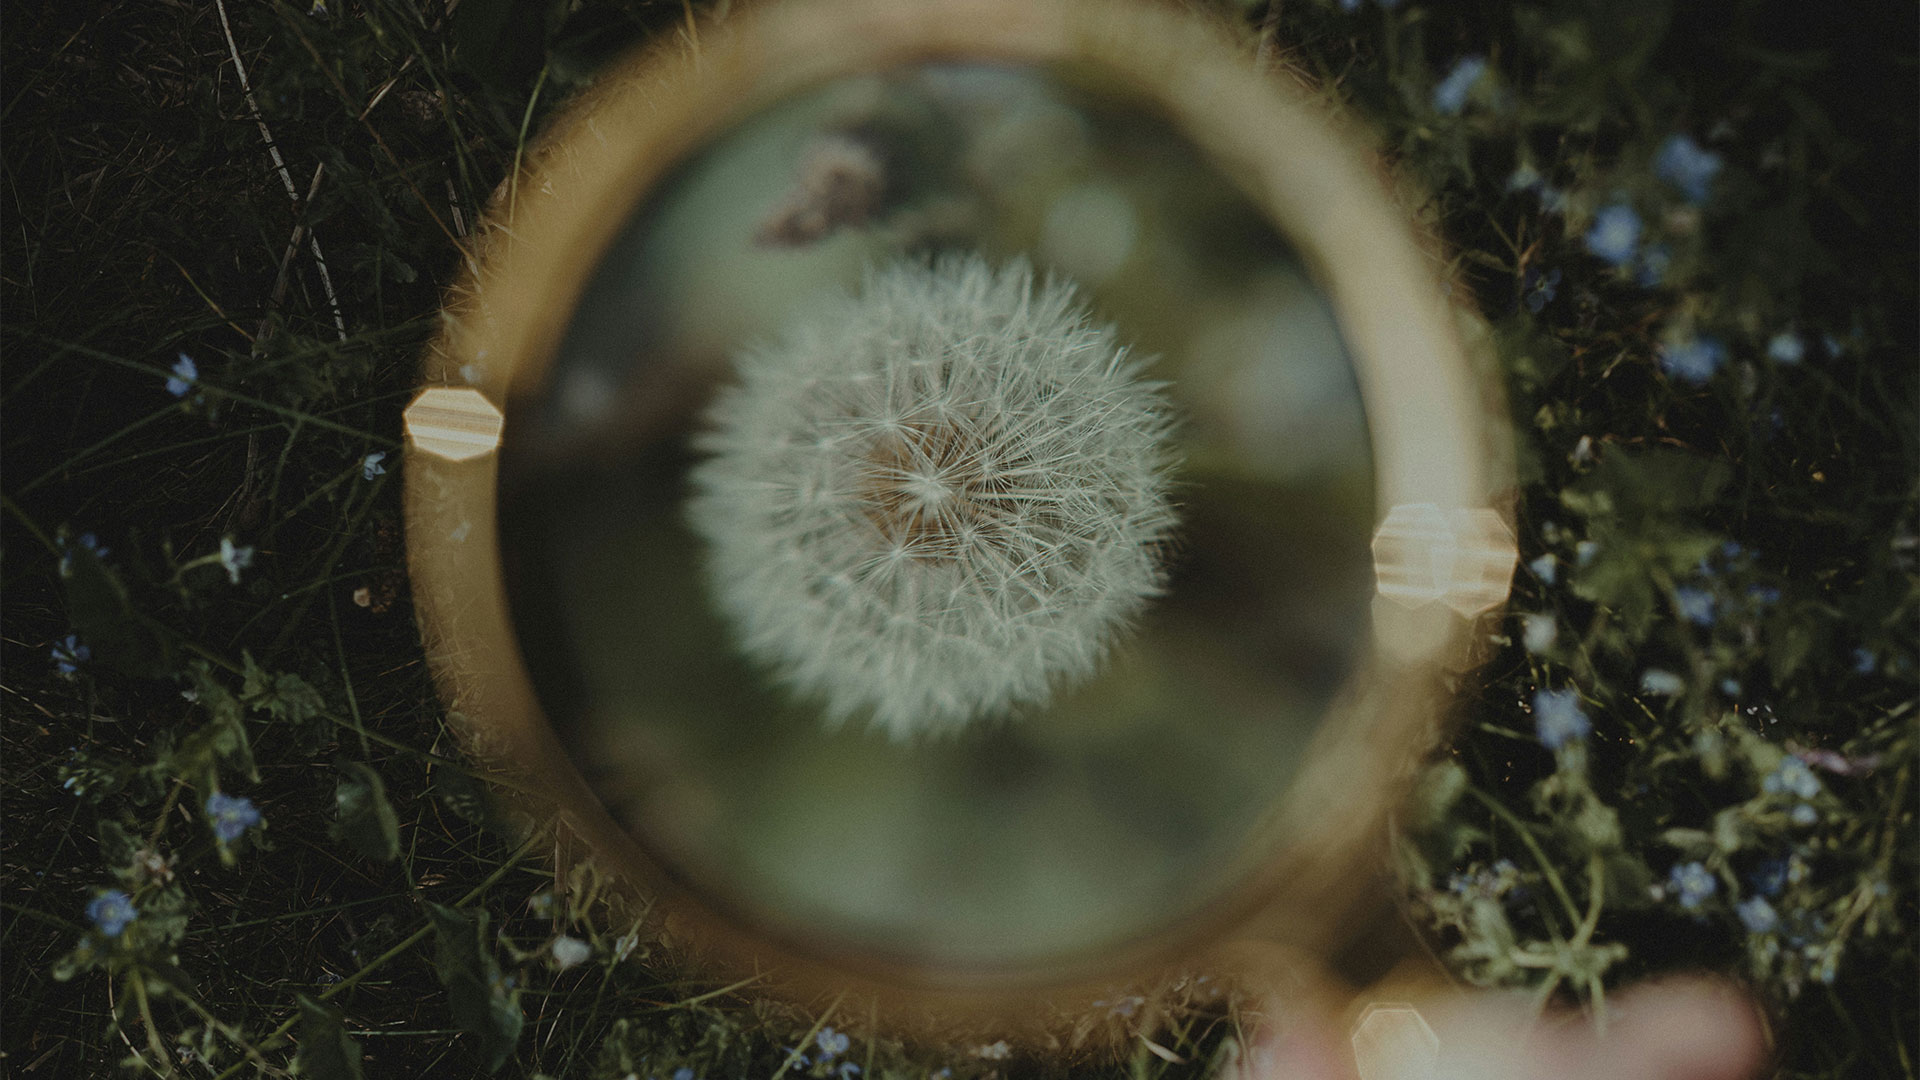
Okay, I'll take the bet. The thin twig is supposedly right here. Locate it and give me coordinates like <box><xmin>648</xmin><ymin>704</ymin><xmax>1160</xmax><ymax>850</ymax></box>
<box><xmin>259</xmin><ymin>163</ymin><xmax>329</xmax><ymax>342</ymax></box>
<box><xmin>214</xmin><ymin>0</ymin><xmax>347</xmax><ymax>341</ymax></box>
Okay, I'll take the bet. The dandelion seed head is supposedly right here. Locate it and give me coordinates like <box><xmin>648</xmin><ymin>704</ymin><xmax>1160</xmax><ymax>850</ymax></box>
<box><xmin>688</xmin><ymin>255</ymin><xmax>1179</xmax><ymax>737</ymax></box>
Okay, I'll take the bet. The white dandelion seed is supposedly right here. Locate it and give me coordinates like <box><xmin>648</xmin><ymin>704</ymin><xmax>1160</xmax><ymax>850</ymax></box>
<box><xmin>687</xmin><ymin>254</ymin><xmax>1179</xmax><ymax>737</ymax></box>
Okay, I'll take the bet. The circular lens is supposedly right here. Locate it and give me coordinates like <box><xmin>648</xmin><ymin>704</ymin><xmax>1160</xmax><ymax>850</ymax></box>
<box><xmin>495</xmin><ymin>62</ymin><xmax>1376</xmax><ymax>974</ymax></box>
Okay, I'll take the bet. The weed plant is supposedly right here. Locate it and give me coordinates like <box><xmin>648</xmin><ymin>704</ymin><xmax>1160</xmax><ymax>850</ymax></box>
<box><xmin>3</xmin><ymin>1</ymin><xmax>1913</xmax><ymax>1078</ymax></box>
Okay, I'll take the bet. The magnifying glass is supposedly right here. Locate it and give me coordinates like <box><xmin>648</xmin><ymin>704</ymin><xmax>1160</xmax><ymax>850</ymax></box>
<box><xmin>404</xmin><ymin>0</ymin><xmax>1515</xmax><ymax>1043</ymax></box>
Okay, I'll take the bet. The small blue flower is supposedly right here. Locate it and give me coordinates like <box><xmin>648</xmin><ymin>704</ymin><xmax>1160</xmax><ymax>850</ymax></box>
<box><xmin>1853</xmin><ymin>648</ymin><xmax>1877</xmax><ymax>675</ymax></box>
<box><xmin>1639</xmin><ymin>668</ymin><xmax>1685</xmax><ymax>696</ymax></box>
<box><xmin>362</xmin><ymin>452</ymin><xmax>387</xmax><ymax>481</ymax></box>
<box><xmin>1745</xmin><ymin>585</ymin><xmax>1781</xmax><ymax>606</ymax></box>
<box><xmin>1575</xmin><ymin>540</ymin><xmax>1600</xmax><ymax>566</ymax></box>
<box><xmin>816</xmin><ymin>1027</ymin><xmax>849</xmax><ymax>1059</ymax></box>
<box><xmin>59</xmin><ymin>532</ymin><xmax>110</xmax><ymax>578</ymax></box>
<box><xmin>1532</xmin><ymin>688</ymin><xmax>1591</xmax><ymax>750</ymax></box>
<box><xmin>1736</xmin><ymin>896</ymin><xmax>1778</xmax><ymax>934</ymax></box>
<box><xmin>51</xmin><ymin>634</ymin><xmax>90</xmax><ymax>678</ymax></box>
<box><xmin>1749</xmin><ymin>859</ymin><xmax>1789</xmax><ymax>898</ymax></box>
<box><xmin>671</xmin><ymin>1069</ymin><xmax>696</xmax><ymax>1080</ymax></box>
<box><xmin>1507</xmin><ymin>164</ymin><xmax>1543</xmax><ymax>192</ymax></box>
<box><xmin>1790</xmin><ymin>803</ymin><xmax>1819</xmax><ymax>826</ymax></box>
<box><xmin>1658</xmin><ymin>334</ymin><xmax>1726</xmax><ymax>385</ymax></box>
<box><xmin>1655</xmin><ymin>134</ymin><xmax>1723</xmax><ymax>205</ymax></box>
<box><xmin>1719</xmin><ymin>678</ymin><xmax>1741</xmax><ymax>698</ymax></box>
<box><xmin>1584</xmin><ymin>202</ymin><xmax>1641</xmax><ymax>267</ymax></box>
<box><xmin>1673</xmin><ymin>586</ymin><xmax>1716</xmax><ymax>627</ymax></box>
<box><xmin>219</xmin><ymin>537</ymin><xmax>254</xmax><ymax>585</ymax></box>
<box><xmin>88</xmin><ymin>889</ymin><xmax>137</xmax><ymax>936</ymax></box>
<box><xmin>205</xmin><ymin>792</ymin><xmax>262</xmax><ymax>842</ymax></box>
<box><xmin>837</xmin><ymin>1064</ymin><xmax>862</xmax><ymax>1079</ymax></box>
<box><xmin>1767</xmin><ymin>332</ymin><xmax>1805</xmax><ymax>365</ymax></box>
<box><xmin>1432</xmin><ymin>56</ymin><xmax>1487</xmax><ymax>116</ymax></box>
<box><xmin>1668</xmin><ymin>861</ymin><xmax>1717</xmax><ymax>910</ymax></box>
<box><xmin>1763</xmin><ymin>758</ymin><xmax>1821</xmax><ymax>800</ymax></box>
<box><xmin>1720</xmin><ymin>541</ymin><xmax>1745</xmax><ymax>561</ymax></box>
<box><xmin>1522</xmin><ymin>267</ymin><xmax>1561</xmax><ymax>313</ymax></box>
<box><xmin>1635</xmin><ymin>244</ymin><xmax>1672</xmax><ymax>288</ymax></box>
<box><xmin>166</xmin><ymin>353</ymin><xmax>198</xmax><ymax>397</ymax></box>
<box><xmin>1520</xmin><ymin>613</ymin><xmax>1558</xmax><ymax>654</ymax></box>
<box><xmin>1528</xmin><ymin>553</ymin><xmax>1558</xmax><ymax>585</ymax></box>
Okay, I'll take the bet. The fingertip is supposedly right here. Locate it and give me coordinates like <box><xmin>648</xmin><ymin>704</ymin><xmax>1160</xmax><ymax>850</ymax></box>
<box><xmin>1602</xmin><ymin>975</ymin><xmax>1770</xmax><ymax>1080</ymax></box>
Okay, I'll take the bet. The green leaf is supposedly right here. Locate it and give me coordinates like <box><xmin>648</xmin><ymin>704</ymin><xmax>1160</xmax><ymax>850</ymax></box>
<box><xmin>296</xmin><ymin>994</ymin><xmax>364</xmax><ymax>1080</ymax></box>
<box><xmin>433</xmin><ymin>758</ymin><xmax>491</xmax><ymax>827</ymax></box>
<box><xmin>428</xmin><ymin>903</ymin><xmax>522</xmax><ymax>1072</ymax></box>
<box><xmin>331</xmin><ymin>760</ymin><xmax>400</xmax><ymax>862</ymax></box>
<box><xmin>240</xmin><ymin>651</ymin><xmax>327</xmax><ymax>725</ymax></box>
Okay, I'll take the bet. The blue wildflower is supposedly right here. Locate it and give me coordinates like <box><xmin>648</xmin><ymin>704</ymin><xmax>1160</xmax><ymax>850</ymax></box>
<box><xmin>816</xmin><ymin>1027</ymin><xmax>849</xmax><ymax>1059</ymax></box>
<box><xmin>1528</xmin><ymin>553</ymin><xmax>1558</xmax><ymax>585</ymax></box>
<box><xmin>1790</xmin><ymin>803</ymin><xmax>1818</xmax><ymax>826</ymax></box>
<box><xmin>1749</xmin><ymin>859</ymin><xmax>1789</xmax><ymax>897</ymax></box>
<box><xmin>1522</xmin><ymin>267</ymin><xmax>1561</xmax><ymax>313</ymax></box>
<box><xmin>1575</xmin><ymin>540</ymin><xmax>1600</xmax><ymax>566</ymax></box>
<box><xmin>1635</xmin><ymin>244</ymin><xmax>1672</xmax><ymax>288</ymax></box>
<box><xmin>1668</xmin><ymin>861</ymin><xmax>1717</xmax><ymax>910</ymax></box>
<box><xmin>1655</xmin><ymin>134</ymin><xmax>1723</xmax><ymax>205</ymax></box>
<box><xmin>1719</xmin><ymin>678</ymin><xmax>1741</xmax><ymax>698</ymax></box>
<box><xmin>88</xmin><ymin>889</ymin><xmax>137</xmax><ymax>936</ymax></box>
<box><xmin>1763</xmin><ymin>758</ymin><xmax>1821</xmax><ymax>800</ymax></box>
<box><xmin>1639</xmin><ymin>669</ymin><xmax>1685</xmax><ymax>696</ymax></box>
<box><xmin>58</xmin><ymin>532</ymin><xmax>109</xmax><ymax>578</ymax></box>
<box><xmin>1720</xmin><ymin>541</ymin><xmax>1745</xmax><ymax>561</ymax></box>
<box><xmin>205</xmin><ymin>792</ymin><xmax>262</xmax><ymax>842</ymax></box>
<box><xmin>51</xmin><ymin>634</ymin><xmax>90</xmax><ymax>678</ymax></box>
<box><xmin>1767</xmin><ymin>332</ymin><xmax>1805</xmax><ymax>365</ymax></box>
<box><xmin>1531</xmin><ymin>688</ymin><xmax>1591</xmax><ymax>750</ymax></box>
<box><xmin>1520</xmin><ymin>613</ymin><xmax>1558</xmax><ymax>654</ymax></box>
<box><xmin>1736</xmin><ymin>896</ymin><xmax>1778</xmax><ymax>934</ymax></box>
<box><xmin>1853</xmin><ymin>648</ymin><xmax>1877</xmax><ymax>675</ymax></box>
<box><xmin>166</xmin><ymin>353</ymin><xmax>198</xmax><ymax>397</ymax></box>
<box><xmin>1584</xmin><ymin>202</ymin><xmax>1641</xmax><ymax>267</ymax></box>
<box><xmin>1746</xmin><ymin>585</ymin><xmax>1781</xmax><ymax>606</ymax></box>
<box><xmin>1658</xmin><ymin>334</ymin><xmax>1726</xmax><ymax>385</ymax></box>
<box><xmin>672</xmin><ymin>1069</ymin><xmax>696</xmax><ymax>1080</ymax></box>
<box><xmin>1673</xmin><ymin>586</ymin><xmax>1716</xmax><ymax>627</ymax></box>
<box><xmin>1432</xmin><ymin>56</ymin><xmax>1487</xmax><ymax>115</ymax></box>
<box><xmin>219</xmin><ymin>537</ymin><xmax>254</xmax><ymax>585</ymax></box>
<box><xmin>1507</xmin><ymin>164</ymin><xmax>1543</xmax><ymax>192</ymax></box>
<box><xmin>838</xmin><ymin>1064</ymin><xmax>862</xmax><ymax>1079</ymax></box>
<box><xmin>362</xmin><ymin>452</ymin><xmax>387</xmax><ymax>481</ymax></box>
